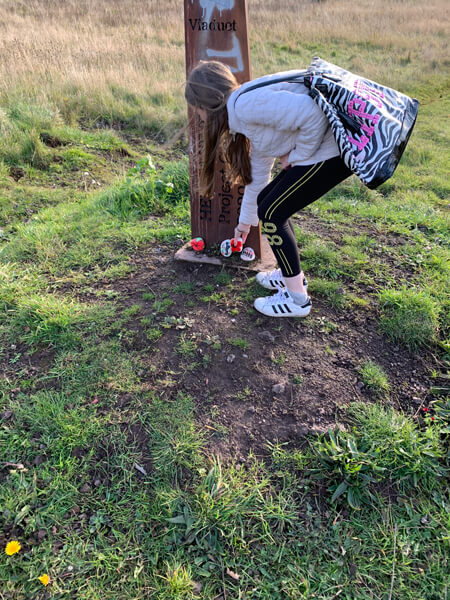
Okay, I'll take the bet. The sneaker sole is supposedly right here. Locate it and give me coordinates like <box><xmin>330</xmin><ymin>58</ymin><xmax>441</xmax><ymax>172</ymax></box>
<box><xmin>253</xmin><ymin>299</ymin><xmax>312</xmax><ymax>318</ymax></box>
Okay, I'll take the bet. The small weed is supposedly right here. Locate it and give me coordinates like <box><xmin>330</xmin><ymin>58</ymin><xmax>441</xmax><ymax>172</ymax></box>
<box><xmin>236</xmin><ymin>386</ymin><xmax>252</xmax><ymax>400</ymax></box>
<box><xmin>271</xmin><ymin>352</ymin><xmax>286</xmax><ymax>366</ymax></box>
<box><xmin>142</xmin><ymin>291</ymin><xmax>156</xmax><ymax>301</ymax></box>
<box><xmin>292</xmin><ymin>374</ymin><xmax>303</xmax><ymax>385</ymax></box>
<box><xmin>161</xmin><ymin>315</ymin><xmax>194</xmax><ymax>330</ymax></box>
<box><xmin>176</xmin><ymin>334</ymin><xmax>198</xmax><ymax>357</ymax></box>
<box><xmin>146</xmin><ymin>327</ymin><xmax>163</xmax><ymax>342</ymax></box>
<box><xmin>313</xmin><ymin>428</ymin><xmax>386</xmax><ymax>509</ymax></box>
<box><xmin>173</xmin><ymin>281</ymin><xmax>196</xmax><ymax>294</ymax></box>
<box><xmin>204</xmin><ymin>334</ymin><xmax>221</xmax><ymax>351</ymax></box>
<box><xmin>214</xmin><ymin>271</ymin><xmax>232</xmax><ymax>286</ymax></box>
<box><xmin>122</xmin><ymin>303</ymin><xmax>142</xmax><ymax>319</ymax></box>
<box><xmin>202</xmin><ymin>353</ymin><xmax>212</xmax><ymax>368</ymax></box>
<box><xmin>140</xmin><ymin>315</ymin><xmax>154</xmax><ymax>327</ymax></box>
<box><xmin>152</xmin><ymin>296</ymin><xmax>174</xmax><ymax>314</ymax></box>
<box><xmin>213</xmin><ymin>422</ymin><xmax>229</xmax><ymax>437</ymax></box>
<box><xmin>358</xmin><ymin>360</ymin><xmax>390</xmax><ymax>397</ymax></box>
<box><xmin>240</xmin><ymin>281</ymin><xmax>262</xmax><ymax>302</ymax></box>
<box><xmin>347</xmin><ymin>293</ymin><xmax>370</xmax><ymax>308</ymax></box>
<box><xmin>227</xmin><ymin>337</ymin><xmax>249</xmax><ymax>351</ymax></box>
<box><xmin>200</xmin><ymin>291</ymin><xmax>226</xmax><ymax>304</ymax></box>
<box><xmin>158</xmin><ymin>562</ymin><xmax>195</xmax><ymax>599</ymax></box>
<box><xmin>317</xmin><ymin>317</ymin><xmax>339</xmax><ymax>334</ymax></box>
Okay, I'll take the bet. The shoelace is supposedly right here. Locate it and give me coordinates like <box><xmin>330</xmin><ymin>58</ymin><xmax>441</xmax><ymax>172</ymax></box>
<box><xmin>265</xmin><ymin>268</ymin><xmax>282</xmax><ymax>281</ymax></box>
<box><xmin>265</xmin><ymin>287</ymin><xmax>290</xmax><ymax>305</ymax></box>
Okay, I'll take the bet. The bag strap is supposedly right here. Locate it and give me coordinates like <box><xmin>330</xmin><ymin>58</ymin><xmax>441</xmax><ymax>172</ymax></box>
<box><xmin>234</xmin><ymin>71</ymin><xmax>308</xmax><ymax>106</ymax></box>
<box><xmin>236</xmin><ymin>69</ymin><xmax>361</xmax><ymax>136</ymax></box>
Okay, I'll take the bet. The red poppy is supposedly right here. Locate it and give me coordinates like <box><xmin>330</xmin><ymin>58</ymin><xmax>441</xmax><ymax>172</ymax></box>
<box><xmin>190</xmin><ymin>237</ymin><xmax>205</xmax><ymax>252</ymax></box>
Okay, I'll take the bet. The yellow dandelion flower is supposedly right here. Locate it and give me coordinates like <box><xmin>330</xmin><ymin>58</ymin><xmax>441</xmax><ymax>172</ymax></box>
<box><xmin>5</xmin><ymin>540</ymin><xmax>21</xmax><ymax>555</ymax></box>
<box><xmin>38</xmin><ymin>574</ymin><xmax>50</xmax><ymax>586</ymax></box>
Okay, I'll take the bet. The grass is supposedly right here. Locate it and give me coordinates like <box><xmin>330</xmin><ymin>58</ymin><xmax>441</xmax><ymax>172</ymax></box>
<box><xmin>5</xmin><ymin>396</ymin><xmax>445</xmax><ymax>598</ymax></box>
<box><xmin>358</xmin><ymin>360</ymin><xmax>390</xmax><ymax>398</ymax></box>
<box><xmin>0</xmin><ymin>0</ymin><xmax>447</xmax><ymax>135</ymax></box>
<box><xmin>0</xmin><ymin>0</ymin><xmax>449</xmax><ymax>598</ymax></box>
<box><xmin>312</xmin><ymin>402</ymin><xmax>445</xmax><ymax>508</ymax></box>
<box><xmin>378</xmin><ymin>287</ymin><xmax>440</xmax><ymax>351</ymax></box>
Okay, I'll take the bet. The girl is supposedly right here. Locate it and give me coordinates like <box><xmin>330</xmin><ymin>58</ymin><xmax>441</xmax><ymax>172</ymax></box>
<box><xmin>185</xmin><ymin>60</ymin><xmax>352</xmax><ymax>317</ymax></box>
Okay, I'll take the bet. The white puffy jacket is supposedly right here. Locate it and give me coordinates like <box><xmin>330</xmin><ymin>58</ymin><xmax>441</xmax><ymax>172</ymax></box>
<box><xmin>226</xmin><ymin>70</ymin><xmax>340</xmax><ymax>226</ymax></box>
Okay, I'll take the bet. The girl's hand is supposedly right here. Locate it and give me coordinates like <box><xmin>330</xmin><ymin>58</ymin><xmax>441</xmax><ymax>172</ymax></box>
<box><xmin>279</xmin><ymin>153</ymin><xmax>291</xmax><ymax>170</ymax></box>
<box><xmin>234</xmin><ymin>222</ymin><xmax>251</xmax><ymax>243</ymax></box>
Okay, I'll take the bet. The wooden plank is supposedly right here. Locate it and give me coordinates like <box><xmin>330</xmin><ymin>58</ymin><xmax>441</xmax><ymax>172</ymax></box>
<box><xmin>174</xmin><ymin>235</ymin><xmax>277</xmax><ymax>272</ymax></box>
<box><xmin>184</xmin><ymin>0</ymin><xmax>262</xmax><ymax>257</ymax></box>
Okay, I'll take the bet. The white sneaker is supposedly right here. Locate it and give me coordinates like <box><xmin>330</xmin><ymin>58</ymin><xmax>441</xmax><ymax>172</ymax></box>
<box><xmin>254</xmin><ymin>288</ymin><xmax>312</xmax><ymax>318</ymax></box>
<box><xmin>256</xmin><ymin>268</ymin><xmax>308</xmax><ymax>291</ymax></box>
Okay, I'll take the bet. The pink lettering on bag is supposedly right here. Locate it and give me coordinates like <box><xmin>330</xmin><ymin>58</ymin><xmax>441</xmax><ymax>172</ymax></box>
<box><xmin>347</xmin><ymin>134</ymin><xmax>370</xmax><ymax>152</ymax></box>
<box><xmin>347</xmin><ymin>91</ymin><xmax>381</xmax><ymax>153</ymax></box>
<box><xmin>348</xmin><ymin>99</ymin><xmax>380</xmax><ymax>124</ymax></box>
<box><xmin>353</xmin><ymin>80</ymin><xmax>384</xmax><ymax>108</ymax></box>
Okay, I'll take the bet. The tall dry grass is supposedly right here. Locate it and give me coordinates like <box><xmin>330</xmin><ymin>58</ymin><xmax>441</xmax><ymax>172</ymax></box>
<box><xmin>0</xmin><ymin>0</ymin><xmax>448</xmax><ymax>132</ymax></box>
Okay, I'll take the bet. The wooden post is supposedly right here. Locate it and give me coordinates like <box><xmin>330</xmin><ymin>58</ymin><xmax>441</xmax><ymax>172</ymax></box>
<box><xmin>184</xmin><ymin>0</ymin><xmax>262</xmax><ymax>257</ymax></box>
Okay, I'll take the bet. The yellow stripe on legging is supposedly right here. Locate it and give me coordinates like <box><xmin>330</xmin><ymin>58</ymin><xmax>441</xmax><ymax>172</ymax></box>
<box><xmin>278</xmin><ymin>248</ymin><xmax>293</xmax><ymax>276</ymax></box>
<box><xmin>266</xmin><ymin>162</ymin><xmax>324</xmax><ymax>221</ymax></box>
<box><xmin>264</xmin><ymin>164</ymin><xmax>317</xmax><ymax>220</ymax></box>
<box><xmin>274</xmin><ymin>247</ymin><xmax>291</xmax><ymax>275</ymax></box>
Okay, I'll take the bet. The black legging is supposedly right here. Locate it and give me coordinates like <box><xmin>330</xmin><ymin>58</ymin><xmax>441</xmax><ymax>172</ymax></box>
<box><xmin>257</xmin><ymin>156</ymin><xmax>352</xmax><ymax>278</ymax></box>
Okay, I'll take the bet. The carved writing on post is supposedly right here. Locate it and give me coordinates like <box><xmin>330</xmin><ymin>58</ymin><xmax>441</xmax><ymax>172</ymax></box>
<box><xmin>184</xmin><ymin>0</ymin><xmax>261</xmax><ymax>256</ymax></box>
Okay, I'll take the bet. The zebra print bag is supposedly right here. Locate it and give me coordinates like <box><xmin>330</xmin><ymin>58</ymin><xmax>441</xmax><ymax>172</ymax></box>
<box><xmin>304</xmin><ymin>57</ymin><xmax>419</xmax><ymax>189</ymax></box>
<box><xmin>238</xmin><ymin>57</ymin><xmax>419</xmax><ymax>189</ymax></box>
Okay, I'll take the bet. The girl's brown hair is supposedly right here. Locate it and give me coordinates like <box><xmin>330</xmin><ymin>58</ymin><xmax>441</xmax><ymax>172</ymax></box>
<box><xmin>185</xmin><ymin>60</ymin><xmax>252</xmax><ymax>198</ymax></box>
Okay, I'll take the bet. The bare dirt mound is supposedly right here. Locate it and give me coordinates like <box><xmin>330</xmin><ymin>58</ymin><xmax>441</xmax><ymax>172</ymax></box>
<box><xmin>82</xmin><ymin>242</ymin><xmax>430</xmax><ymax>462</ymax></box>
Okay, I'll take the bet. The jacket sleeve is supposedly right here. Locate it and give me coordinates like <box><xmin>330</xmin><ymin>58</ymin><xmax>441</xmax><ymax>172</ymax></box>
<box><xmin>236</xmin><ymin>88</ymin><xmax>329</xmax><ymax>162</ymax></box>
<box><xmin>239</xmin><ymin>149</ymin><xmax>274</xmax><ymax>226</ymax></box>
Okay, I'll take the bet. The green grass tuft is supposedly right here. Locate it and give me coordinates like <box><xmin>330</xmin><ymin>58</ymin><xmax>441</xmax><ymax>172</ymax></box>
<box><xmin>99</xmin><ymin>157</ymin><xmax>188</xmax><ymax>220</ymax></box>
<box><xmin>378</xmin><ymin>287</ymin><xmax>440</xmax><ymax>350</ymax></box>
<box><xmin>312</xmin><ymin>402</ymin><xmax>445</xmax><ymax>509</ymax></box>
<box><xmin>357</xmin><ymin>360</ymin><xmax>390</xmax><ymax>398</ymax></box>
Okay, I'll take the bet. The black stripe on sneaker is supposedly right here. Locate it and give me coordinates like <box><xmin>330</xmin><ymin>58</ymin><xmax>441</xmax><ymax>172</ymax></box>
<box><xmin>284</xmin><ymin>304</ymin><xmax>292</xmax><ymax>313</ymax></box>
<box><xmin>278</xmin><ymin>304</ymin><xmax>285</xmax><ymax>314</ymax></box>
<box><xmin>272</xmin><ymin>305</ymin><xmax>278</xmax><ymax>314</ymax></box>
<box><xmin>301</xmin><ymin>298</ymin><xmax>312</xmax><ymax>308</ymax></box>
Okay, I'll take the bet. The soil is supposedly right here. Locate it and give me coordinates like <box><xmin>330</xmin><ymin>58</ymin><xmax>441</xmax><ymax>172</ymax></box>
<box><xmin>2</xmin><ymin>223</ymin><xmax>437</xmax><ymax>464</ymax></box>
<box><xmin>67</xmin><ymin>234</ymin><xmax>436</xmax><ymax>461</ymax></box>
